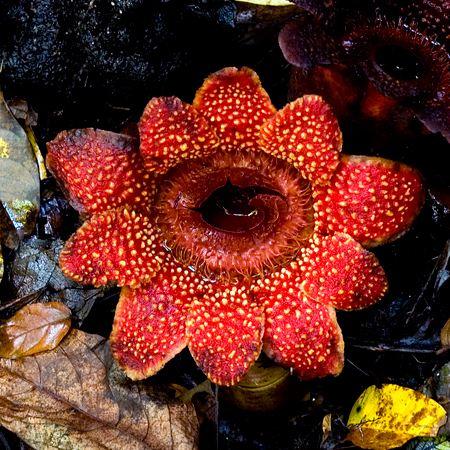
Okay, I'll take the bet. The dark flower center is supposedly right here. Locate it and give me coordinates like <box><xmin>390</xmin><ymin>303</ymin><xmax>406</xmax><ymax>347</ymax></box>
<box><xmin>156</xmin><ymin>150</ymin><xmax>314</xmax><ymax>279</ymax></box>
<box><xmin>195</xmin><ymin>179</ymin><xmax>284</xmax><ymax>234</ymax></box>
<box><xmin>375</xmin><ymin>44</ymin><xmax>424</xmax><ymax>81</ymax></box>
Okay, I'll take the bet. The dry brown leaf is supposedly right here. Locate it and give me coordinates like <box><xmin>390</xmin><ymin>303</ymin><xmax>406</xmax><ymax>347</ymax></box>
<box><xmin>7</xmin><ymin>98</ymin><xmax>38</xmax><ymax>127</ymax></box>
<box><xmin>0</xmin><ymin>329</ymin><xmax>199</xmax><ymax>449</ymax></box>
<box><xmin>321</xmin><ymin>413</ymin><xmax>332</xmax><ymax>445</ymax></box>
<box><xmin>440</xmin><ymin>318</ymin><xmax>450</xmax><ymax>349</ymax></box>
<box><xmin>0</xmin><ymin>302</ymin><xmax>71</xmax><ymax>358</ymax></box>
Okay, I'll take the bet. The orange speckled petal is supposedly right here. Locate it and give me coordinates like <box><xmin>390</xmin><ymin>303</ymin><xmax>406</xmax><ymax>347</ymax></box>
<box><xmin>110</xmin><ymin>257</ymin><xmax>204</xmax><ymax>380</ymax></box>
<box><xmin>259</xmin><ymin>95</ymin><xmax>342</xmax><ymax>185</ymax></box>
<box><xmin>313</xmin><ymin>155</ymin><xmax>425</xmax><ymax>247</ymax></box>
<box><xmin>300</xmin><ymin>233</ymin><xmax>388</xmax><ymax>310</ymax></box>
<box><xmin>47</xmin><ymin>129</ymin><xmax>155</xmax><ymax>215</ymax></box>
<box><xmin>60</xmin><ymin>207</ymin><xmax>161</xmax><ymax>288</ymax></box>
<box><xmin>254</xmin><ymin>269</ymin><xmax>344</xmax><ymax>380</ymax></box>
<box><xmin>139</xmin><ymin>97</ymin><xmax>219</xmax><ymax>174</ymax></box>
<box><xmin>193</xmin><ymin>67</ymin><xmax>276</xmax><ymax>150</ymax></box>
<box><xmin>187</xmin><ymin>282</ymin><xmax>264</xmax><ymax>386</ymax></box>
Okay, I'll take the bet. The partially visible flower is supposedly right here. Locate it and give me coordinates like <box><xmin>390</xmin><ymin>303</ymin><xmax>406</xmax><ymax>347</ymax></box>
<box><xmin>47</xmin><ymin>67</ymin><xmax>424</xmax><ymax>385</ymax></box>
<box><xmin>279</xmin><ymin>0</ymin><xmax>450</xmax><ymax>142</ymax></box>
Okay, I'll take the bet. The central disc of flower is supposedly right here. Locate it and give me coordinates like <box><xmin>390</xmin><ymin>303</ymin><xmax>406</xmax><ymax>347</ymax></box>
<box><xmin>195</xmin><ymin>179</ymin><xmax>284</xmax><ymax>234</ymax></box>
<box><xmin>156</xmin><ymin>150</ymin><xmax>314</xmax><ymax>279</ymax></box>
<box><xmin>375</xmin><ymin>44</ymin><xmax>424</xmax><ymax>81</ymax></box>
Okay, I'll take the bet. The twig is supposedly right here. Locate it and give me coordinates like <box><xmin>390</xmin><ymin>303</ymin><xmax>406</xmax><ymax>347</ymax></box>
<box><xmin>405</xmin><ymin>240</ymin><xmax>450</xmax><ymax>326</ymax></box>
<box><xmin>347</xmin><ymin>358</ymin><xmax>370</xmax><ymax>377</ymax></box>
<box><xmin>0</xmin><ymin>289</ymin><xmax>44</xmax><ymax>312</ymax></box>
<box><xmin>350</xmin><ymin>343</ymin><xmax>437</xmax><ymax>354</ymax></box>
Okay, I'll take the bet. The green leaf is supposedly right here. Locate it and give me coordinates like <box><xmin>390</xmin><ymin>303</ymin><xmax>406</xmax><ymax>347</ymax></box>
<box><xmin>405</xmin><ymin>436</ymin><xmax>450</xmax><ymax>450</ymax></box>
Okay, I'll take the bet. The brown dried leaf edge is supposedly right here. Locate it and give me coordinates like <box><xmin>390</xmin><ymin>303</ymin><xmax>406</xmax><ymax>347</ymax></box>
<box><xmin>0</xmin><ymin>329</ymin><xmax>199</xmax><ymax>450</ymax></box>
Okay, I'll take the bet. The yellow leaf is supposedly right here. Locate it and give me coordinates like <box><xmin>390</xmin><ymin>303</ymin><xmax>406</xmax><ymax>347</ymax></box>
<box><xmin>235</xmin><ymin>0</ymin><xmax>293</xmax><ymax>6</ymax></box>
<box><xmin>347</xmin><ymin>384</ymin><xmax>447</xmax><ymax>450</ymax></box>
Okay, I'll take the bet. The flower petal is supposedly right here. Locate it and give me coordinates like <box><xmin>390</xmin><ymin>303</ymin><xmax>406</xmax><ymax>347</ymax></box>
<box><xmin>259</xmin><ymin>95</ymin><xmax>342</xmax><ymax>185</ymax></box>
<box><xmin>60</xmin><ymin>207</ymin><xmax>160</xmax><ymax>288</ymax></box>
<box><xmin>139</xmin><ymin>97</ymin><xmax>219</xmax><ymax>174</ymax></box>
<box><xmin>279</xmin><ymin>19</ymin><xmax>339</xmax><ymax>71</ymax></box>
<box><xmin>110</xmin><ymin>258</ymin><xmax>203</xmax><ymax>380</ymax></box>
<box><xmin>257</xmin><ymin>280</ymin><xmax>344</xmax><ymax>380</ymax></box>
<box><xmin>47</xmin><ymin>129</ymin><xmax>155</xmax><ymax>215</ymax></box>
<box><xmin>300</xmin><ymin>233</ymin><xmax>388</xmax><ymax>310</ymax></box>
<box><xmin>313</xmin><ymin>155</ymin><xmax>425</xmax><ymax>246</ymax></box>
<box><xmin>193</xmin><ymin>67</ymin><xmax>276</xmax><ymax>150</ymax></box>
<box><xmin>187</xmin><ymin>282</ymin><xmax>264</xmax><ymax>386</ymax></box>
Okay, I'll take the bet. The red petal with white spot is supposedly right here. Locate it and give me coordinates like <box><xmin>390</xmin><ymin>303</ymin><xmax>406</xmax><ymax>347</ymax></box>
<box><xmin>259</xmin><ymin>95</ymin><xmax>342</xmax><ymax>185</ymax></box>
<box><xmin>187</xmin><ymin>282</ymin><xmax>264</xmax><ymax>386</ymax></box>
<box><xmin>47</xmin><ymin>129</ymin><xmax>155</xmax><ymax>215</ymax></box>
<box><xmin>313</xmin><ymin>155</ymin><xmax>425</xmax><ymax>247</ymax></box>
<box><xmin>254</xmin><ymin>269</ymin><xmax>344</xmax><ymax>379</ymax></box>
<box><xmin>193</xmin><ymin>67</ymin><xmax>276</xmax><ymax>150</ymax></box>
<box><xmin>300</xmin><ymin>233</ymin><xmax>388</xmax><ymax>310</ymax></box>
<box><xmin>139</xmin><ymin>97</ymin><xmax>219</xmax><ymax>174</ymax></box>
<box><xmin>60</xmin><ymin>207</ymin><xmax>160</xmax><ymax>288</ymax></box>
<box><xmin>110</xmin><ymin>258</ymin><xmax>203</xmax><ymax>380</ymax></box>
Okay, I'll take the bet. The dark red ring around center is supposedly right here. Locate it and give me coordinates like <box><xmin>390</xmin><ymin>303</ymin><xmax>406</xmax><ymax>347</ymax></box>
<box><xmin>156</xmin><ymin>150</ymin><xmax>314</xmax><ymax>279</ymax></box>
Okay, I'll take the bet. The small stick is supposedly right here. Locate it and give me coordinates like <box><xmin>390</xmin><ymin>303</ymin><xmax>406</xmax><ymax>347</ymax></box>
<box><xmin>350</xmin><ymin>343</ymin><xmax>437</xmax><ymax>354</ymax></box>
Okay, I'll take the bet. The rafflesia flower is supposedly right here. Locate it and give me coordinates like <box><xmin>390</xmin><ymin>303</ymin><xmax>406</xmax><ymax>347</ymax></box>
<box><xmin>279</xmin><ymin>0</ymin><xmax>450</xmax><ymax>141</ymax></box>
<box><xmin>47</xmin><ymin>67</ymin><xmax>425</xmax><ymax>385</ymax></box>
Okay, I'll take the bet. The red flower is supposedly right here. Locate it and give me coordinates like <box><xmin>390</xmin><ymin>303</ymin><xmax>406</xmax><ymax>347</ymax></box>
<box><xmin>47</xmin><ymin>67</ymin><xmax>425</xmax><ymax>385</ymax></box>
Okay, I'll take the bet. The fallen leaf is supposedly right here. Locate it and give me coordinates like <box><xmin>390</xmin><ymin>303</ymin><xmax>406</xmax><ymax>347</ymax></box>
<box><xmin>347</xmin><ymin>384</ymin><xmax>447</xmax><ymax>450</ymax></box>
<box><xmin>6</xmin><ymin>99</ymin><xmax>46</xmax><ymax>178</ymax></box>
<box><xmin>10</xmin><ymin>237</ymin><xmax>103</xmax><ymax>324</ymax></box>
<box><xmin>321</xmin><ymin>413</ymin><xmax>332</xmax><ymax>445</ymax></box>
<box><xmin>405</xmin><ymin>436</ymin><xmax>450</xmax><ymax>450</ymax></box>
<box><xmin>433</xmin><ymin>362</ymin><xmax>450</xmax><ymax>434</ymax></box>
<box><xmin>320</xmin><ymin>413</ymin><xmax>349</xmax><ymax>450</ymax></box>
<box><xmin>0</xmin><ymin>329</ymin><xmax>199</xmax><ymax>449</ymax></box>
<box><xmin>7</xmin><ymin>98</ymin><xmax>38</xmax><ymax>127</ymax></box>
<box><xmin>435</xmin><ymin>363</ymin><xmax>450</xmax><ymax>408</ymax></box>
<box><xmin>0</xmin><ymin>302</ymin><xmax>71</xmax><ymax>358</ymax></box>
<box><xmin>0</xmin><ymin>91</ymin><xmax>40</xmax><ymax>249</ymax></box>
<box><xmin>441</xmin><ymin>318</ymin><xmax>450</xmax><ymax>349</ymax></box>
<box><xmin>0</xmin><ymin>250</ymin><xmax>3</xmax><ymax>283</ymax></box>
<box><xmin>37</xmin><ymin>179</ymin><xmax>76</xmax><ymax>239</ymax></box>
